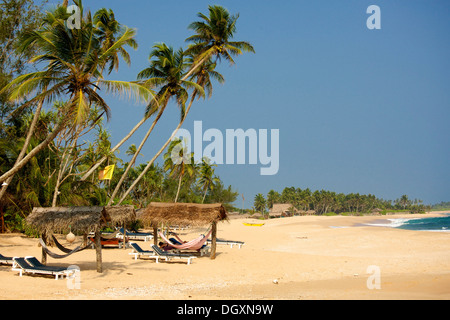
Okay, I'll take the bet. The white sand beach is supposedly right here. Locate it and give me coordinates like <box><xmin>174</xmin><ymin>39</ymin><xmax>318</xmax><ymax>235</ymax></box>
<box><xmin>0</xmin><ymin>213</ymin><xmax>449</xmax><ymax>300</ymax></box>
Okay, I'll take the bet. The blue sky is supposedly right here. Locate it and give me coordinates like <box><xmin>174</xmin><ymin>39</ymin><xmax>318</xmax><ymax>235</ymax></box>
<box><xmin>54</xmin><ymin>1</ymin><xmax>450</xmax><ymax>206</ymax></box>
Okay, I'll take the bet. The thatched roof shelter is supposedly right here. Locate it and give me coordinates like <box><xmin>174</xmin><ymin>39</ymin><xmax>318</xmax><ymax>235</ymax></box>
<box><xmin>270</xmin><ymin>203</ymin><xmax>295</xmax><ymax>217</ymax></box>
<box><xmin>138</xmin><ymin>202</ymin><xmax>228</xmax><ymax>228</ymax></box>
<box><xmin>139</xmin><ymin>202</ymin><xmax>228</xmax><ymax>260</ymax></box>
<box><xmin>26</xmin><ymin>206</ymin><xmax>136</xmax><ymax>273</ymax></box>
<box><xmin>26</xmin><ymin>205</ymin><xmax>136</xmax><ymax>235</ymax></box>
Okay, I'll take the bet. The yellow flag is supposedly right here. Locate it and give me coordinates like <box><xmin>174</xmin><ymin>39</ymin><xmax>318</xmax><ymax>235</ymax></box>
<box><xmin>99</xmin><ymin>164</ymin><xmax>115</xmax><ymax>180</ymax></box>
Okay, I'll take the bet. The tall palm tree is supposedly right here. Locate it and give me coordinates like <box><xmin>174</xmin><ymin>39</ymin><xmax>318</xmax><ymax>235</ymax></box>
<box><xmin>254</xmin><ymin>193</ymin><xmax>267</xmax><ymax>217</ymax></box>
<box><xmin>163</xmin><ymin>139</ymin><xmax>196</xmax><ymax>203</ymax></box>
<box><xmin>198</xmin><ymin>157</ymin><xmax>219</xmax><ymax>203</ymax></box>
<box><xmin>0</xmin><ymin>1</ymin><xmax>152</xmax><ymax>186</ymax></box>
<box><xmin>107</xmin><ymin>44</ymin><xmax>203</xmax><ymax>205</ymax></box>
<box><xmin>94</xmin><ymin>7</ymin><xmax>138</xmax><ymax>74</ymax></box>
<box><xmin>184</xmin><ymin>5</ymin><xmax>255</xmax><ymax>79</ymax></box>
<box><xmin>115</xmin><ymin>5</ymin><xmax>253</xmax><ymax>205</ymax></box>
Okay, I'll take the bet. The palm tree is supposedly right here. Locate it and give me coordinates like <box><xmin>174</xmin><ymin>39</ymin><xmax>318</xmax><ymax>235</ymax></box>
<box><xmin>107</xmin><ymin>44</ymin><xmax>203</xmax><ymax>205</ymax></box>
<box><xmin>0</xmin><ymin>1</ymin><xmax>152</xmax><ymax>187</ymax></box>
<box><xmin>93</xmin><ymin>7</ymin><xmax>138</xmax><ymax>74</ymax></box>
<box><xmin>198</xmin><ymin>157</ymin><xmax>219</xmax><ymax>203</ymax></box>
<box><xmin>184</xmin><ymin>5</ymin><xmax>255</xmax><ymax>79</ymax></box>
<box><xmin>254</xmin><ymin>193</ymin><xmax>267</xmax><ymax>217</ymax></box>
<box><xmin>266</xmin><ymin>190</ymin><xmax>281</xmax><ymax>209</ymax></box>
<box><xmin>114</xmin><ymin>5</ymin><xmax>253</xmax><ymax>205</ymax></box>
<box><xmin>163</xmin><ymin>139</ymin><xmax>196</xmax><ymax>203</ymax></box>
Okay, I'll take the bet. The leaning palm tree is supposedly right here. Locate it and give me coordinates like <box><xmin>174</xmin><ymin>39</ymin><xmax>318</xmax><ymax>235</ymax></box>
<box><xmin>114</xmin><ymin>5</ymin><xmax>253</xmax><ymax>205</ymax></box>
<box><xmin>0</xmin><ymin>1</ymin><xmax>153</xmax><ymax>188</ymax></box>
<box><xmin>107</xmin><ymin>43</ymin><xmax>203</xmax><ymax>205</ymax></box>
<box><xmin>80</xmin><ymin>4</ymin><xmax>254</xmax><ymax>187</ymax></box>
<box><xmin>94</xmin><ymin>7</ymin><xmax>138</xmax><ymax>75</ymax></box>
<box><xmin>163</xmin><ymin>139</ymin><xmax>196</xmax><ymax>203</ymax></box>
<box><xmin>184</xmin><ymin>5</ymin><xmax>255</xmax><ymax>79</ymax></box>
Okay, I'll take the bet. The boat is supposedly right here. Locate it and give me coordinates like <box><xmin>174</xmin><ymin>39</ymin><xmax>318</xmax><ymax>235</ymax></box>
<box><xmin>243</xmin><ymin>222</ymin><xmax>265</xmax><ymax>227</ymax></box>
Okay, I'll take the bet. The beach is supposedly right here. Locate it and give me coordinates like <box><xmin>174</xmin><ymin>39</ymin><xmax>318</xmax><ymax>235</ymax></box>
<box><xmin>0</xmin><ymin>213</ymin><xmax>449</xmax><ymax>300</ymax></box>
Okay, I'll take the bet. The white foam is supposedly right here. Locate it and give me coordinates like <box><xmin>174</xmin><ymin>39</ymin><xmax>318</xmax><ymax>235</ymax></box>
<box><xmin>364</xmin><ymin>218</ymin><xmax>416</xmax><ymax>228</ymax></box>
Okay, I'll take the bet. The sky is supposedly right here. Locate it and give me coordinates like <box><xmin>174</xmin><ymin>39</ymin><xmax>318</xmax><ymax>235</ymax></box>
<box><xmin>48</xmin><ymin>1</ymin><xmax>450</xmax><ymax>207</ymax></box>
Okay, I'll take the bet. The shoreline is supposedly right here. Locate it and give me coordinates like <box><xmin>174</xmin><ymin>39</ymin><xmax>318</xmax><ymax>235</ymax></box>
<box><xmin>1</xmin><ymin>212</ymin><xmax>449</xmax><ymax>300</ymax></box>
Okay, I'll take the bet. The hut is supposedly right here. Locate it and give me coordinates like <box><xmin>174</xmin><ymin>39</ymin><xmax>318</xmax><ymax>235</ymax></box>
<box><xmin>270</xmin><ymin>203</ymin><xmax>295</xmax><ymax>218</ymax></box>
<box><xmin>26</xmin><ymin>205</ymin><xmax>136</xmax><ymax>273</ymax></box>
<box><xmin>138</xmin><ymin>202</ymin><xmax>228</xmax><ymax>259</ymax></box>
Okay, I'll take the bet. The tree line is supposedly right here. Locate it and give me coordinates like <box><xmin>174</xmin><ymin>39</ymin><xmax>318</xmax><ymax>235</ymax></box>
<box><xmin>0</xmin><ymin>0</ymin><xmax>251</xmax><ymax>232</ymax></box>
<box><xmin>253</xmin><ymin>187</ymin><xmax>431</xmax><ymax>216</ymax></box>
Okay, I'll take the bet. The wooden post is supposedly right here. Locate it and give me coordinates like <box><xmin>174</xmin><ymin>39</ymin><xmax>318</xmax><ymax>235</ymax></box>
<box><xmin>210</xmin><ymin>221</ymin><xmax>217</xmax><ymax>260</ymax></box>
<box><xmin>94</xmin><ymin>230</ymin><xmax>102</xmax><ymax>273</ymax></box>
<box><xmin>153</xmin><ymin>226</ymin><xmax>158</xmax><ymax>246</ymax></box>
<box><xmin>41</xmin><ymin>232</ymin><xmax>47</xmax><ymax>265</ymax></box>
<box><xmin>123</xmin><ymin>223</ymin><xmax>126</xmax><ymax>250</ymax></box>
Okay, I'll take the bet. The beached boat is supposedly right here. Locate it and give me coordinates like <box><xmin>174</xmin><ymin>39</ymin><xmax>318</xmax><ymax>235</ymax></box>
<box><xmin>243</xmin><ymin>222</ymin><xmax>265</xmax><ymax>227</ymax></box>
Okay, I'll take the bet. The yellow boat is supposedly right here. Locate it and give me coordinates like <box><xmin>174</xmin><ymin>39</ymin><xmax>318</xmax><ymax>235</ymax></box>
<box><xmin>243</xmin><ymin>222</ymin><xmax>265</xmax><ymax>227</ymax></box>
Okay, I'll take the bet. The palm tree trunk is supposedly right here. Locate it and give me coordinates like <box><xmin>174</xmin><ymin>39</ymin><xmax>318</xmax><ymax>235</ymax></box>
<box><xmin>80</xmin><ymin>115</ymin><xmax>148</xmax><ymax>181</ymax></box>
<box><xmin>202</xmin><ymin>187</ymin><xmax>208</xmax><ymax>204</ymax></box>
<box><xmin>116</xmin><ymin>94</ymin><xmax>196</xmax><ymax>205</ymax></box>
<box><xmin>107</xmin><ymin>104</ymin><xmax>167</xmax><ymax>205</ymax></box>
<box><xmin>0</xmin><ymin>119</ymin><xmax>66</xmax><ymax>183</ymax></box>
<box><xmin>0</xmin><ymin>100</ymin><xmax>45</xmax><ymax>194</ymax></box>
<box><xmin>174</xmin><ymin>174</ymin><xmax>182</xmax><ymax>203</ymax></box>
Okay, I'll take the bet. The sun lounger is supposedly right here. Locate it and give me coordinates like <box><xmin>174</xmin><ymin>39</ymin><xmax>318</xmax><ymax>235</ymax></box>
<box><xmin>208</xmin><ymin>239</ymin><xmax>245</xmax><ymax>249</ymax></box>
<box><xmin>128</xmin><ymin>242</ymin><xmax>155</xmax><ymax>260</ymax></box>
<box><xmin>12</xmin><ymin>256</ymin><xmax>74</xmax><ymax>280</ymax></box>
<box><xmin>0</xmin><ymin>253</ymin><xmax>14</xmax><ymax>265</ymax></box>
<box><xmin>151</xmin><ymin>245</ymin><xmax>196</xmax><ymax>265</ymax></box>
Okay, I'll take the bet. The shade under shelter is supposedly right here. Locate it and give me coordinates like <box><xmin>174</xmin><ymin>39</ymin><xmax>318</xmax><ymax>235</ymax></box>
<box><xmin>26</xmin><ymin>205</ymin><xmax>136</xmax><ymax>273</ymax></box>
<box><xmin>138</xmin><ymin>202</ymin><xmax>228</xmax><ymax>259</ymax></box>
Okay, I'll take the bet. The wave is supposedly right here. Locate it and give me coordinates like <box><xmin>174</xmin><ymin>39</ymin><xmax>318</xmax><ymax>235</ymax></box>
<box><xmin>364</xmin><ymin>216</ymin><xmax>450</xmax><ymax>232</ymax></box>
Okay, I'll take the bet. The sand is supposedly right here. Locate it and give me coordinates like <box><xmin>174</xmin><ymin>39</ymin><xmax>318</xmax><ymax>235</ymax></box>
<box><xmin>0</xmin><ymin>213</ymin><xmax>449</xmax><ymax>300</ymax></box>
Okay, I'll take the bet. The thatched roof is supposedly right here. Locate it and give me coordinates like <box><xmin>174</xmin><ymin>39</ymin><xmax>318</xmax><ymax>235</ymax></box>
<box><xmin>26</xmin><ymin>206</ymin><xmax>136</xmax><ymax>235</ymax></box>
<box><xmin>138</xmin><ymin>202</ymin><xmax>228</xmax><ymax>227</ymax></box>
<box><xmin>270</xmin><ymin>203</ymin><xmax>295</xmax><ymax>216</ymax></box>
<box><xmin>104</xmin><ymin>205</ymin><xmax>136</xmax><ymax>225</ymax></box>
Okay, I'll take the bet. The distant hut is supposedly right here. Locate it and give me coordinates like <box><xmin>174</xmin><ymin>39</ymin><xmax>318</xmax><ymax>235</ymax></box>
<box><xmin>270</xmin><ymin>204</ymin><xmax>295</xmax><ymax>218</ymax></box>
<box><xmin>138</xmin><ymin>202</ymin><xmax>228</xmax><ymax>259</ymax></box>
<box><xmin>26</xmin><ymin>206</ymin><xmax>136</xmax><ymax>273</ymax></box>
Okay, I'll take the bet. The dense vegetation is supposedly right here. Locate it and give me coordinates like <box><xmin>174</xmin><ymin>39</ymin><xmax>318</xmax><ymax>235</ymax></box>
<box><xmin>431</xmin><ymin>202</ymin><xmax>450</xmax><ymax>211</ymax></box>
<box><xmin>0</xmin><ymin>0</ymin><xmax>252</xmax><ymax>232</ymax></box>
<box><xmin>253</xmin><ymin>188</ymin><xmax>432</xmax><ymax>217</ymax></box>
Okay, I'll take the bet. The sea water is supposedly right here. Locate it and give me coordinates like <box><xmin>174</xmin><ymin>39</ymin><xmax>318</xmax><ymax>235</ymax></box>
<box><xmin>366</xmin><ymin>214</ymin><xmax>450</xmax><ymax>232</ymax></box>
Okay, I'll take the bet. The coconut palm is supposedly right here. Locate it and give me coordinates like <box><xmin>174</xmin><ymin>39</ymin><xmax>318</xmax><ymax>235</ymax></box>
<box><xmin>163</xmin><ymin>139</ymin><xmax>196</xmax><ymax>203</ymax></box>
<box><xmin>107</xmin><ymin>43</ymin><xmax>203</xmax><ymax>205</ymax></box>
<box><xmin>254</xmin><ymin>193</ymin><xmax>267</xmax><ymax>217</ymax></box>
<box><xmin>115</xmin><ymin>5</ymin><xmax>253</xmax><ymax>205</ymax></box>
<box><xmin>93</xmin><ymin>7</ymin><xmax>138</xmax><ymax>74</ymax></box>
<box><xmin>184</xmin><ymin>5</ymin><xmax>255</xmax><ymax>79</ymax></box>
<box><xmin>198</xmin><ymin>157</ymin><xmax>219</xmax><ymax>203</ymax></box>
<box><xmin>0</xmin><ymin>1</ymin><xmax>152</xmax><ymax>186</ymax></box>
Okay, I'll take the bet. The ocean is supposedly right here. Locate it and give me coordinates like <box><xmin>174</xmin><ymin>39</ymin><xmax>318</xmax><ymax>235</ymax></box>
<box><xmin>366</xmin><ymin>214</ymin><xmax>450</xmax><ymax>232</ymax></box>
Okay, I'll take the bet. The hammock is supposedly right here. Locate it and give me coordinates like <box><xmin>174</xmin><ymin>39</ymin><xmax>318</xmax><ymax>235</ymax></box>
<box><xmin>39</xmin><ymin>237</ymin><xmax>91</xmax><ymax>259</ymax></box>
<box><xmin>159</xmin><ymin>229</ymin><xmax>212</xmax><ymax>251</ymax></box>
